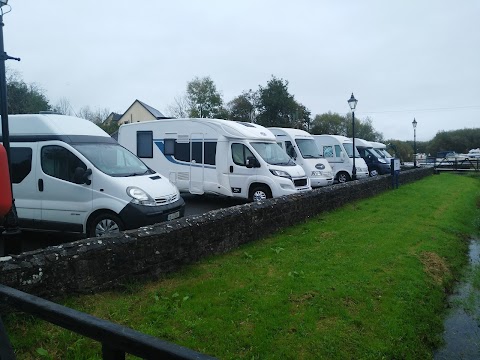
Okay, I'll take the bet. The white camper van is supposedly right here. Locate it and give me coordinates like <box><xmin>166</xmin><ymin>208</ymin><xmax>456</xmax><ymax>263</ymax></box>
<box><xmin>312</xmin><ymin>135</ymin><xmax>369</xmax><ymax>183</ymax></box>
<box><xmin>1</xmin><ymin>114</ymin><xmax>185</xmax><ymax>237</ymax></box>
<box><xmin>268</xmin><ymin>127</ymin><xmax>334</xmax><ymax>187</ymax></box>
<box><xmin>354</xmin><ymin>138</ymin><xmax>391</xmax><ymax>176</ymax></box>
<box><xmin>117</xmin><ymin>118</ymin><xmax>311</xmax><ymax>201</ymax></box>
<box><xmin>370</xmin><ymin>141</ymin><xmax>393</xmax><ymax>160</ymax></box>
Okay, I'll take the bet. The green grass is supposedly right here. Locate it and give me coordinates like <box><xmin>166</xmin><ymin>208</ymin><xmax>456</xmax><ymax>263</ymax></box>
<box><xmin>5</xmin><ymin>173</ymin><xmax>480</xmax><ymax>359</ymax></box>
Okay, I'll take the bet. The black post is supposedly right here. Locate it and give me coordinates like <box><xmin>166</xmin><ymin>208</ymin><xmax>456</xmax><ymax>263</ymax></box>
<box><xmin>0</xmin><ymin>9</ymin><xmax>20</xmax><ymax>236</ymax></box>
<box><xmin>352</xmin><ymin>110</ymin><xmax>356</xmax><ymax>180</ymax></box>
<box><xmin>413</xmin><ymin>126</ymin><xmax>417</xmax><ymax>168</ymax></box>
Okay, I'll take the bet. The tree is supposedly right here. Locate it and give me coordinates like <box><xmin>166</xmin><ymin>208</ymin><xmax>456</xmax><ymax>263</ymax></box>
<box><xmin>310</xmin><ymin>112</ymin><xmax>348</xmax><ymax>135</ymax></box>
<box><xmin>186</xmin><ymin>76</ymin><xmax>226</xmax><ymax>118</ymax></box>
<box><xmin>77</xmin><ymin>106</ymin><xmax>110</xmax><ymax>124</ymax></box>
<box><xmin>347</xmin><ymin>116</ymin><xmax>384</xmax><ymax>142</ymax></box>
<box><xmin>385</xmin><ymin>139</ymin><xmax>413</xmax><ymax>163</ymax></box>
<box><xmin>53</xmin><ymin>97</ymin><xmax>74</xmax><ymax>116</ymax></box>
<box><xmin>426</xmin><ymin>128</ymin><xmax>480</xmax><ymax>156</ymax></box>
<box><xmin>6</xmin><ymin>70</ymin><xmax>50</xmax><ymax>114</ymax></box>
<box><xmin>255</xmin><ymin>76</ymin><xmax>307</xmax><ymax>128</ymax></box>
<box><xmin>166</xmin><ymin>95</ymin><xmax>189</xmax><ymax>118</ymax></box>
<box><xmin>227</xmin><ymin>90</ymin><xmax>256</xmax><ymax>122</ymax></box>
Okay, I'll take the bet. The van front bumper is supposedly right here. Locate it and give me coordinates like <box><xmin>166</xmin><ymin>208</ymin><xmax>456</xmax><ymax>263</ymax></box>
<box><xmin>119</xmin><ymin>197</ymin><xmax>186</xmax><ymax>230</ymax></box>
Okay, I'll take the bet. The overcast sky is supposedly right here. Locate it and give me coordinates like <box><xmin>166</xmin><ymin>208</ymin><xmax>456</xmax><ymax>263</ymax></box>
<box><xmin>4</xmin><ymin>1</ymin><xmax>480</xmax><ymax>141</ymax></box>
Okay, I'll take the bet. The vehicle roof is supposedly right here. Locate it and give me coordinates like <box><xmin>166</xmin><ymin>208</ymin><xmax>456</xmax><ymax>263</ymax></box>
<box><xmin>352</xmin><ymin>138</ymin><xmax>373</xmax><ymax>147</ymax></box>
<box><xmin>0</xmin><ymin>114</ymin><xmax>109</xmax><ymax>137</ymax></box>
<box><xmin>370</xmin><ymin>141</ymin><xmax>386</xmax><ymax>148</ymax></box>
<box><xmin>120</xmin><ymin>118</ymin><xmax>276</xmax><ymax>141</ymax></box>
<box><xmin>268</xmin><ymin>127</ymin><xmax>314</xmax><ymax>139</ymax></box>
<box><xmin>312</xmin><ymin>134</ymin><xmax>353</xmax><ymax>142</ymax></box>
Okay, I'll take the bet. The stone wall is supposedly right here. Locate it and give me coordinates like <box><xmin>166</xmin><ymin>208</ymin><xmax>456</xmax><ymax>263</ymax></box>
<box><xmin>0</xmin><ymin>168</ymin><xmax>433</xmax><ymax>300</ymax></box>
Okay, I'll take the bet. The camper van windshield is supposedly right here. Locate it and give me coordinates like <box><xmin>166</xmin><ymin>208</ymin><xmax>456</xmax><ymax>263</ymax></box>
<box><xmin>250</xmin><ymin>142</ymin><xmax>295</xmax><ymax>166</ymax></box>
<box><xmin>376</xmin><ymin>149</ymin><xmax>392</xmax><ymax>158</ymax></box>
<box><xmin>343</xmin><ymin>143</ymin><xmax>361</xmax><ymax>158</ymax></box>
<box><xmin>73</xmin><ymin>143</ymin><xmax>153</xmax><ymax>177</ymax></box>
<box><xmin>295</xmin><ymin>139</ymin><xmax>322</xmax><ymax>159</ymax></box>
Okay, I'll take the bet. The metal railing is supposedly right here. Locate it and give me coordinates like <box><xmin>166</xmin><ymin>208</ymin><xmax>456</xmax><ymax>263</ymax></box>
<box><xmin>0</xmin><ymin>284</ymin><xmax>216</xmax><ymax>360</ymax></box>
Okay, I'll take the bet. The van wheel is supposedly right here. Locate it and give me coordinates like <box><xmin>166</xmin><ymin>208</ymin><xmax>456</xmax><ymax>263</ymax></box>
<box><xmin>369</xmin><ymin>169</ymin><xmax>378</xmax><ymax>177</ymax></box>
<box><xmin>249</xmin><ymin>185</ymin><xmax>271</xmax><ymax>202</ymax></box>
<box><xmin>88</xmin><ymin>213</ymin><xmax>124</xmax><ymax>238</ymax></box>
<box><xmin>337</xmin><ymin>172</ymin><xmax>350</xmax><ymax>183</ymax></box>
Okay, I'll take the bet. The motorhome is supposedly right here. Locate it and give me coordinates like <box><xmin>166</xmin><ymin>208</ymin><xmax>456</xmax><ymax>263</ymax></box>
<box><xmin>312</xmin><ymin>135</ymin><xmax>369</xmax><ymax>183</ymax></box>
<box><xmin>370</xmin><ymin>141</ymin><xmax>393</xmax><ymax>160</ymax></box>
<box><xmin>117</xmin><ymin>118</ymin><xmax>311</xmax><ymax>201</ymax></box>
<box><xmin>354</xmin><ymin>138</ymin><xmax>391</xmax><ymax>176</ymax></box>
<box><xmin>0</xmin><ymin>113</ymin><xmax>185</xmax><ymax>237</ymax></box>
<box><xmin>268</xmin><ymin>127</ymin><xmax>334</xmax><ymax>187</ymax></box>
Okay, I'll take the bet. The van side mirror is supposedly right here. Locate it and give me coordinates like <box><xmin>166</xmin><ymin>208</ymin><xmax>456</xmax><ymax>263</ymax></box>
<box><xmin>74</xmin><ymin>167</ymin><xmax>92</xmax><ymax>185</ymax></box>
<box><xmin>246</xmin><ymin>156</ymin><xmax>260</xmax><ymax>168</ymax></box>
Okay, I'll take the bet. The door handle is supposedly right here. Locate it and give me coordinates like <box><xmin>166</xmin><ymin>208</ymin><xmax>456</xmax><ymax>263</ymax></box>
<box><xmin>38</xmin><ymin>179</ymin><xmax>44</xmax><ymax>192</ymax></box>
<box><xmin>229</xmin><ymin>165</ymin><xmax>233</xmax><ymax>173</ymax></box>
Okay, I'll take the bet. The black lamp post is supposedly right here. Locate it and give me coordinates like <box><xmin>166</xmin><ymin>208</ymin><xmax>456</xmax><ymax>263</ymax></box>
<box><xmin>0</xmin><ymin>0</ymin><xmax>20</xmax><ymax>235</ymax></box>
<box><xmin>412</xmin><ymin>118</ymin><xmax>417</xmax><ymax>168</ymax></box>
<box><xmin>348</xmin><ymin>93</ymin><xmax>358</xmax><ymax>180</ymax></box>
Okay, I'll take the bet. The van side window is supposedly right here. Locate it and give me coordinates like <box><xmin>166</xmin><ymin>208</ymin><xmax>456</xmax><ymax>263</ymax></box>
<box><xmin>323</xmin><ymin>145</ymin><xmax>334</xmax><ymax>158</ymax></box>
<box><xmin>334</xmin><ymin>145</ymin><xmax>342</xmax><ymax>157</ymax></box>
<box><xmin>10</xmin><ymin>147</ymin><xmax>32</xmax><ymax>184</ymax></box>
<box><xmin>231</xmin><ymin>143</ymin><xmax>255</xmax><ymax>166</ymax></box>
<box><xmin>192</xmin><ymin>141</ymin><xmax>202</xmax><ymax>163</ymax></box>
<box><xmin>137</xmin><ymin>131</ymin><xmax>153</xmax><ymax>158</ymax></box>
<box><xmin>204</xmin><ymin>142</ymin><xmax>216</xmax><ymax>165</ymax></box>
<box><xmin>175</xmin><ymin>142</ymin><xmax>190</xmax><ymax>162</ymax></box>
<box><xmin>164</xmin><ymin>139</ymin><xmax>175</xmax><ymax>155</ymax></box>
<box><xmin>285</xmin><ymin>141</ymin><xmax>297</xmax><ymax>158</ymax></box>
<box><xmin>41</xmin><ymin>145</ymin><xmax>86</xmax><ymax>183</ymax></box>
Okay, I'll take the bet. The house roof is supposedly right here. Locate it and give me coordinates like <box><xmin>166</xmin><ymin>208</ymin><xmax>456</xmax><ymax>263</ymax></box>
<box><xmin>135</xmin><ymin>100</ymin><xmax>167</xmax><ymax>119</ymax></box>
<box><xmin>106</xmin><ymin>112</ymin><xmax>122</xmax><ymax>123</ymax></box>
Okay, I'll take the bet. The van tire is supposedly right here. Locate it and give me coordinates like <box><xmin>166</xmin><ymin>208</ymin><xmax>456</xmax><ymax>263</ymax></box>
<box><xmin>249</xmin><ymin>185</ymin><xmax>271</xmax><ymax>202</ymax></box>
<box><xmin>337</xmin><ymin>172</ymin><xmax>350</xmax><ymax>183</ymax></box>
<box><xmin>369</xmin><ymin>169</ymin><xmax>378</xmax><ymax>177</ymax></box>
<box><xmin>88</xmin><ymin>212</ymin><xmax>124</xmax><ymax>238</ymax></box>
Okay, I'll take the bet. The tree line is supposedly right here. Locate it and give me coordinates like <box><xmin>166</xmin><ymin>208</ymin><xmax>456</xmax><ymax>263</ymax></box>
<box><xmin>6</xmin><ymin>70</ymin><xmax>478</xmax><ymax>163</ymax></box>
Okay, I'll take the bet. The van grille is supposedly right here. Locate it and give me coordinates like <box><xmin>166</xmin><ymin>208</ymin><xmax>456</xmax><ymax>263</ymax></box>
<box><xmin>155</xmin><ymin>193</ymin><xmax>179</xmax><ymax>205</ymax></box>
<box><xmin>294</xmin><ymin>178</ymin><xmax>308</xmax><ymax>187</ymax></box>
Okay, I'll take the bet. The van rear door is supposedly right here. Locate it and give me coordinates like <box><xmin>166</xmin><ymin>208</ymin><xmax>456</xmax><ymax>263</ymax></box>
<box><xmin>37</xmin><ymin>143</ymin><xmax>92</xmax><ymax>233</ymax></box>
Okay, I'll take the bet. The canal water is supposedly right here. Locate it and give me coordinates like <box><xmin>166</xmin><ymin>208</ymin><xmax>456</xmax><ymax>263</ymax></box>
<box><xmin>434</xmin><ymin>238</ymin><xmax>480</xmax><ymax>359</ymax></box>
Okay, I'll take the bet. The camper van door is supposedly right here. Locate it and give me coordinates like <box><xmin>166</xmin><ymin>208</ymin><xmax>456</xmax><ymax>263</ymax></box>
<box><xmin>36</xmin><ymin>143</ymin><xmax>92</xmax><ymax>231</ymax></box>
<box><xmin>189</xmin><ymin>133</ymin><xmax>204</xmax><ymax>194</ymax></box>
<box><xmin>229</xmin><ymin>142</ymin><xmax>258</xmax><ymax>197</ymax></box>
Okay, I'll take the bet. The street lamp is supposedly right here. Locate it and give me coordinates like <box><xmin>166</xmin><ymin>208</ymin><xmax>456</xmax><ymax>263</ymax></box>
<box><xmin>348</xmin><ymin>93</ymin><xmax>358</xmax><ymax>180</ymax></box>
<box><xmin>412</xmin><ymin>118</ymin><xmax>417</xmax><ymax>168</ymax></box>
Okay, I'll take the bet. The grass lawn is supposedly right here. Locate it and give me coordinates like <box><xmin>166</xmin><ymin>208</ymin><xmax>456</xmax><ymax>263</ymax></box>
<box><xmin>5</xmin><ymin>173</ymin><xmax>480</xmax><ymax>359</ymax></box>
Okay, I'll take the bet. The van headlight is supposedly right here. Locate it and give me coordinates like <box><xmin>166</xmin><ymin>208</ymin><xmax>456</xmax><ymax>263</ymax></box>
<box><xmin>126</xmin><ymin>186</ymin><xmax>156</xmax><ymax>206</ymax></box>
<box><xmin>269</xmin><ymin>169</ymin><xmax>292</xmax><ymax>180</ymax></box>
<box><xmin>311</xmin><ymin>171</ymin><xmax>322</xmax><ymax>176</ymax></box>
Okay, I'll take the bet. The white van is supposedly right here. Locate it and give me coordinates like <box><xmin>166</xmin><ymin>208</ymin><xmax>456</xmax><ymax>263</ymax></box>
<box><xmin>0</xmin><ymin>114</ymin><xmax>185</xmax><ymax>237</ymax></box>
<box><xmin>268</xmin><ymin>127</ymin><xmax>334</xmax><ymax>187</ymax></box>
<box><xmin>117</xmin><ymin>118</ymin><xmax>311</xmax><ymax>201</ymax></box>
<box><xmin>312</xmin><ymin>135</ymin><xmax>369</xmax><ymax>183</ymax></box>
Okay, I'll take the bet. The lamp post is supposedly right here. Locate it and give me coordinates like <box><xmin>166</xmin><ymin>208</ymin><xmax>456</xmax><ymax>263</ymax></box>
<box><xmin>0</xmin><ymin>0</ymin><xmax>20</xmax><ymax>236</ymax></box>
<box><xmin>348</xmin><ymin>93</ymin><xmax>358</xmax><ymax>180</ymax></box>
<box><xmin>412</xmin><ymin>118</ymin><xmax>417</xmax><ymax>168</ymax></box>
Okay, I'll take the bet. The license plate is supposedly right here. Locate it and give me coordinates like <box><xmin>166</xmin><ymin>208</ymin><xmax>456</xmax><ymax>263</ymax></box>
<box><xmin>167</xmin><ymin>211</ymin><xmax>180</xmax><ymax>221</ymax></box>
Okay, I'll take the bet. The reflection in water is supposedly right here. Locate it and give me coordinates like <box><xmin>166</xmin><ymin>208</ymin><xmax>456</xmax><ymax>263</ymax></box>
<box><xmin>435</xmin><ymin>238</ymin><xmax>480</xmax><ymax>360</ymax></box>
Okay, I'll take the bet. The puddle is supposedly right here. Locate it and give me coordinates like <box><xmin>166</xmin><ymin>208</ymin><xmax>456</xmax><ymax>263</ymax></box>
<box><xmin>434</xmin><ymin>238</ymin><xmax>480</xmax><ymax>359</ymax></box>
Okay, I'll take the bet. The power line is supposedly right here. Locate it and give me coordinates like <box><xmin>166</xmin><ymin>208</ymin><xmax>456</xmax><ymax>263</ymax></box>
<box><xmin>359</xmin><ymin>105</ymin><xmax>480</xmax><ymax>115</ymax></box>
